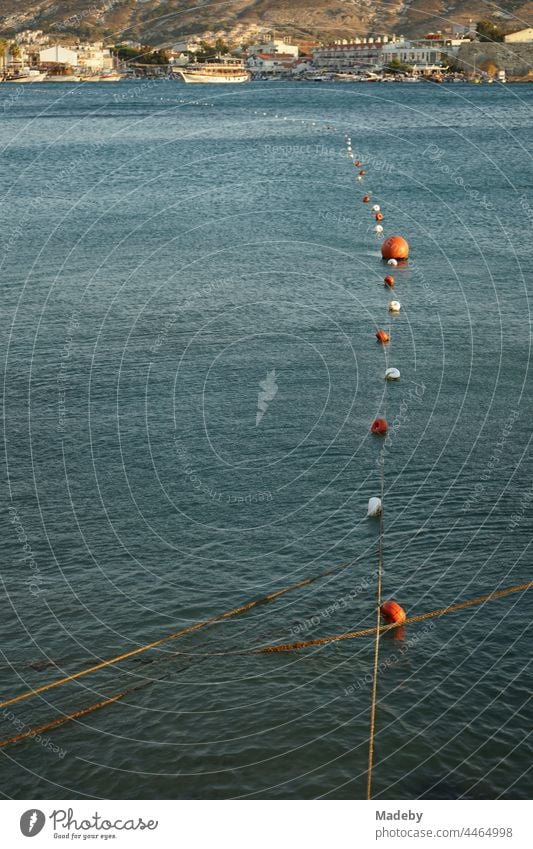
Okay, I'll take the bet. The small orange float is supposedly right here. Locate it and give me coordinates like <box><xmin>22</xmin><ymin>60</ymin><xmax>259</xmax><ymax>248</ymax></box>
<box><xmin>375</xmin><ymin>212</ymin><xmax>384</xmax><ymax>221</ymax></box>
<box><xmin>355</xmin><ymin>160</ymin><xmax>362</xmax><ymax>166</ymax></box>
<box><xmin>384</xmin><ymin>275</ymin><xmax>395</xmax><ymax>288</ymax></box>
<box><xmin>381</xmin><ymin>235</ymin><xmax>409</xmax><ymax>261</ymax></box>
<box><xmin>380</xmin><ymin>601</ymin><xmax>407</xmax><ymax>624</ymax></box>
<box><xmin>375</xmin><ymin>329</ymin><xmax>390</xmax><ymax>344</ymax></box>
<box><xmin>371</xmin><ymin>418</ymin><xmax>388</xmax><ymax>435</ymax></box>
<box><xmin>359</xmin><ymin>169</ymin><xmax>366</xmax><ymax>175</ymax></box>
<box><xmin>363</xmin><ymin>195</ymin><xmax>370</xmax><ymax>203</ymax></box>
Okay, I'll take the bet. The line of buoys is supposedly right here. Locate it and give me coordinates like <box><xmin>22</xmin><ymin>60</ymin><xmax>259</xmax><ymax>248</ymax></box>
<box><xmin>380</xmin><ymin>600</ymin><xmax>407</xmax><ymax>625</ymax></box>
<box><xmin>384</xmin><ymin>367</ymin><xmax>400</xmax><ymax>380</ymax></box>
<box><xmin>367</xmin><ymin>497</ymin><xmax>382</xmax><ymax>517</ymax></box>
<box><xmin>346</xmin><ymin>137</ymin><xmax>411</xmax><ymax>800</ymax></box>
<box><xmin>381</xmin><ymin>235</ymin><xmax>409</xmax><ymax>261</ymax></box>
<box><xmin>371</xmin><ymin>418</ymin><xmax>388</xmax><ymax>435</ymax></box>
<box><xmin>375</xmin><ymin>329</ymin><xmax>390</xmax><ymax>344</ymax></box>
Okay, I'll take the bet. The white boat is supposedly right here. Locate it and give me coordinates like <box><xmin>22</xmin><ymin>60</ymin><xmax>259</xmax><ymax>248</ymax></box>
<box><xmin>177</xmin><ymin>58</ymin><xmax>250</xmax><ymax>84</ymax></box>
<box><xmin>3</xmin><ymin>69</ymin><xmax>47</xmax><ymax>83</ymax></box>
<box><xmin>80</xmin><ymin>73</ymin><xmax>124</xmax><ymax>82</ymax></box>
<box><xmin>44</xmin><ymin>74</ymin><xmax>81</xmax><ymax>83</ymax></box>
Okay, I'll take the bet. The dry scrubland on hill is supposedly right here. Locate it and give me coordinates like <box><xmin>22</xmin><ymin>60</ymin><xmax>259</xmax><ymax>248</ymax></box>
<box><xmin>1</xmin><ymin>0</ymin><xmax>533</xmax><ymax>43</ymax></box>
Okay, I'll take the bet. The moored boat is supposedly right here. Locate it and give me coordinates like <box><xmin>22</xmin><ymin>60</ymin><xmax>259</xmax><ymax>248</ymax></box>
<box><xmin>177</xmin><ymin>57</ymin><xmax>250</xmax><ymax>84</ymax></box>
<box><xmin>3</xmin><ymin>69</ymin><xmax>47</xmax><ymax>83</ymax></box>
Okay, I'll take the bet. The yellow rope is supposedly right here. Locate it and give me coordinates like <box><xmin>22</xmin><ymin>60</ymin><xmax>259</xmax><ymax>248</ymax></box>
<box><xmin>0</xmin><ymin>560</ymin><xmax>355</xmax><ymax>710</ymax></box>
<box><xmin>0</xmin><ymin>580</ymin><xmax>531</xmax><ymax>751</ymax></box>
<box><xmin>0</xmin><ymin>694</ymin><xmax>126</xmax><ymax>749</ymax></box>
<box><xmin>256</xmin><ymin>580</ymin><xmax>533</xmax><ymax>653</ymax></box>
<box><xmin>366</xmin><ymin>470</ymin><xmax>384</xmax><ymax>799</ymax></box>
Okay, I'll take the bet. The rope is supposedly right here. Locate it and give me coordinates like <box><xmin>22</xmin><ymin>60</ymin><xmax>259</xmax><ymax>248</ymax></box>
<box><xmin>366</xmin><ymin>453</ymin><xmax>384</xmax><ymax>799</ymax></box>
<box><xmin>2</xmin><ymin>578</ymin><xmax>531</xmax><ymax>751</ymax></box>
<box><xmin>0</xmin><ymin>695</ymin><xmax>126</xmax><ymax>749</ymax></box>
<box><xmin>1</xmin><ymin>580</ymin><xmax>531</xmax><ymax>751</ymax></box>
<box><xmin>255</xmin><ymin>580</ymin><xmax>533</xmax><ymax>652</ymax></box>
<box><xmin>0</xmin><ymin>559</ymin><xmax>358</xmax><ymax>711</ymax></box>
<box><xmin>0</xmin><ymin>624</ymin><xmax>289</xmax><ymax>750</ymax></box>
<box><xmin>367</xmin><ymin>310</ymin><xmax>390</xmax><ymax>800</ymax></box>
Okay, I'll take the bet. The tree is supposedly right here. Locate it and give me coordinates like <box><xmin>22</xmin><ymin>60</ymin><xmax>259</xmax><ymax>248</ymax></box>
<box><xmin>0</xmin><ymin>39</ymin><xmax>7</xmax><ymax>75</ymax></box>
<box><xmin>385</xmin><ymin>58</ymin><xmax>414</xmax><ymax>74</ymax></box>
<box><xmin>214</xmin><ymin>38</ymin><xmax>229</xmax><ymax>55</ymax></box>
<box><xmin>477</xmin><ymin>20</ymin><xmax>504</xmax><ymax>43</ymax></box>
<box><xmin>9</xmin><ymin>41</ymin><xmax>21</xmax><ymax>61</ymax></box>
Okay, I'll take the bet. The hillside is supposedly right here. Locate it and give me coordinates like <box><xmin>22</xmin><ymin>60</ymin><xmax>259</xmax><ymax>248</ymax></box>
<box><xmin>0</xmin><ymin>0</ymin><xmax>532</xmax><ymax>44</ymax></box>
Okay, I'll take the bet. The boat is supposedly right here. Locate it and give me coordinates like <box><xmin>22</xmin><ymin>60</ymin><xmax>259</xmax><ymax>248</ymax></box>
<box><xmin>45</xmin><ymin>74</ymin><xmax>81</xmax><ymax>82</ymax></box>
<box><xmin>2</xmin><ymin>69</ymin><xmax>47</xmax><ymax>83</ymax></box>
<box><xmin>176</xmin><ymin>57</ymin><xmax>250</xmax><ymax>84</ymax></box>
<box><xmin>80</xmin><ymin>72</ymin><xmax>124</xmax><ymax>83</ymax></box>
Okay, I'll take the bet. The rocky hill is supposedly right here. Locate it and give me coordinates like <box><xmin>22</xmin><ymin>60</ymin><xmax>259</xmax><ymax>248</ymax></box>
<box><xmin>0</xmin><ymin>0</ymin><xmax>531</xmax><ymax>44</ymax></box>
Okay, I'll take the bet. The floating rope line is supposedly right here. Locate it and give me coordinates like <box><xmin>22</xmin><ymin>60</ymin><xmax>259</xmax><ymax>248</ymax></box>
<box><xmin>1</xmin><ymin>580</ymin><xmax>531</xmax><ymax>751</ymax></box>
<box><xmin>0</xmin><ymin>624</ymin><xmax>290</xmax><ymax>751</ymax></box>
<box><xmin>0</xmin><ymin>558</ymin><xmax>362</xmax><ymax>711</ymax></box>
<box><xmin>367</xmin><ymin>302</ymin><xmax>391</xmax><ymax>800</ymax></box>
<box><xmin>255</xmin><ymin>580</ymin><xmax>533</xmax><ymax>653</ymax></box>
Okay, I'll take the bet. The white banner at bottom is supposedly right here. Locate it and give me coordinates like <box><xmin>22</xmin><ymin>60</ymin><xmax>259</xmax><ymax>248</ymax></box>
<box><xmin>1</xmin><ymin>799</ymin><xmax>530</xmax><ymax>848</ymax></box>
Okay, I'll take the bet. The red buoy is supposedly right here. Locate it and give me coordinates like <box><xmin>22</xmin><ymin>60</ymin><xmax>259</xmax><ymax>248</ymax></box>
<box><xmin>381</xmin><ymin>601</ymin><xmax>407</xmax><ymax>624</ymax></box>
<box><xmin>381</xmin><ymin>235</ymin><xmax>409</xmax><ymax>261</ymax></box>
<box><xmin>371</xmin><ymin>417</ymin><xmax>388</xmax><ymax>435</ymax></box>
<box><xmin>359</xmin><ymin>169</ymin><xmax>366</xmax><ymax>175</ymax></box>
<box><xmin>384</xmin><ymin>275</ymin><xmax>395</xmax><ymax>288</ymax></box>
<box><xmin>355</xmin><ymin>160</ymin><xmax>362</xmax><ymax>166</ymax></box>
<box><xmin>363</xmin><ymin>195</ymin><xmax>370</xmax><ymax>203</ymax></box>
<box><xmin>375</xmin><ymin>329</ymin><xmax>390</xmax><ymax>344</ymax></box>
<box><xmin>376</xmin><ymin>212</ymin><xmax>384</xmax><ymax>221</ymax></box>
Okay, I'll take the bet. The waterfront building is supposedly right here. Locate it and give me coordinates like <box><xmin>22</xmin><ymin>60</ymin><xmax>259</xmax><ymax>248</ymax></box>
<box><xmin>247</xmin><ymin>38</ymin><xmax>299</xmax><ymax>58</ymax></box>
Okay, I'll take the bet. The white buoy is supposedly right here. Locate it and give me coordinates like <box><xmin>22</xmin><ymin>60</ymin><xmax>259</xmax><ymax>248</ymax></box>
<box><xmin>387</xmin><ymin>258</ymin><xmax>398</xmax><ymax>267</ymax></box>
<box><xmin>388</xmin><ymin>300</ymin><xmax>401</xmax><ymax>313</ymax></box>
<box><xmin>385</xmin><ymin>367</ymin><xmax>401</xmax><ymax>380</ymax></box>
<box><xmin>372</xmin><ymin>204</ymin><xmax>380</xmax><ymax>212</ymax></box>
<box><xmin>374</xmin><ymin>224</ymin><xmax>384</xmax><ymax>233</ymax></box>
<box><xmin>357</xmin><ymin>175</ymin><xmax>363</xmax><ymax>182</ymax></box>
<box><xmin>367</xmin><ymin>497</ymin><xmax>382</xmax><ymax>517</ymax></box>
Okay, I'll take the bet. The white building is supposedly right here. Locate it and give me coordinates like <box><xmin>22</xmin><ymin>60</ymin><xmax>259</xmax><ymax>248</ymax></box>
<box><xmin>504</xmin><ymin>28</ymin><xmax>533</xmax><ymax>43</ymax></box>
<box><xmin>76</xmin><ymin>43</ymin><xmax>114</xmax><ymax>71</ymax></box>
<box><xmin>380</xmin><ymin>40</ymin><xmax>446</xmax><ymax>73</ymax></box>
<box><xmin>39</xmin><ymin>43</ymin><xmax>113</xmax><ymax>71</ymax></box>
<box><xmin>39</xmin><ymin>45</ymin><xmax>78</xmax><ymax>66</ymax></box>
<box><xmin>248</xmin><ymin>39</ymin><xmax>298</xmax><ymax>57</ymax></box>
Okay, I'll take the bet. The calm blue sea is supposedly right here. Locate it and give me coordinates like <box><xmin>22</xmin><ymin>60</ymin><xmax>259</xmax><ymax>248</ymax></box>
<box><xmin>1</xmin><ymin>79</ymin><xmax>532</xmax><ymax>800</ymax></box>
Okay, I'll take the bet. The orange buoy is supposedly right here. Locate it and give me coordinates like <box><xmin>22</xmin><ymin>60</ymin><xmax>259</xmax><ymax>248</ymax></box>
<box><xmin>375</xmin><ymin>212</ymin><xmax>384</xmax><ymax>221</ymax></box>
<box><xmin>375</xmin><ymin>329</ymin><xmax>390</xmax><ymax>344</ymax></box>
<box><xmin>355</xmin><ymin>160</ymin><xmax>362</xmax><ymax>166</ymax></box>
<box><xmin>371</xmin><ymin>417</ymin><xmax>388</xmax><ymax>435</ymax></box>
<box><xmin>359</xmin><ymin>169</ymin><xmax>366</xmax><ymax>175</ymax></box>
<box><xmin>363</xmin><ymin>195</ymin><xmax>370</xmax><ymax>203</ymax></box>
<box><xmin>380</xmin><ymin>600</ymin><xmax>407</xmax><ymax>624</ymax></box>
<box><xmin>384</xmin><ymin>275</ymin><xmax>395</xmax><ymax>288</ymax></box>
<box><xmin>381</xmin><ymin>235</ymin><xmax>409</xmax><ymax>261</ymax></box>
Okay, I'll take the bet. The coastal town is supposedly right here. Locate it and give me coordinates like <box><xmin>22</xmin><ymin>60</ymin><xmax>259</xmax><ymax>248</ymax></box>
<box><xmin>1</xmin><ymin>22</ymin><xmax>533</xmax><ymax>83</ymax></box>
